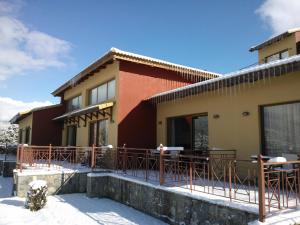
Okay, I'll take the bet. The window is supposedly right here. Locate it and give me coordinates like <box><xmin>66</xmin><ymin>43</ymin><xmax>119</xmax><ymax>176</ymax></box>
<box><xmin>66</xmin><ymin>125</ymin><xmax>77</xmax><ymax>146</ymax></box>
<box><xmin>67</xmin><ymin>95</ymin><xmax>82</xmax><ymax>112</ymax></box>
<box><xmin>167</xmin><ymin>114</ymin><xmax>208</xmax><ymax>150</ymax></box>
<box><xmin>89</xmin><ymin>79</ymin><xmax>115</xmax><ymax>105</ymax></box>
<box><xmin>19</xmin><ymin>129</ymin><xmax>23</xmax><ymax>144</ymax></box>
<box><xmin>25</xmin><ymin>127</ymin><xmax>31</xmax><ymax>144</ymax></box>
<box><xmin>297</xmin><ymin>42</ymin><xmax>300</xmax><ymax>55</ymax></box>
<box><xmin>262</xmin><ymin>102</ymin><xmax>300</xmax><ymax>157</ymax></box>
<box><xmin>265</xmin><ymin>50</ymin><xmax>289</xmax><ymax>63</ymax></box>
<box><xmin>89</xmin><ymin>120</ymin><xmax>108</xmax><ymax>146</ymax></box>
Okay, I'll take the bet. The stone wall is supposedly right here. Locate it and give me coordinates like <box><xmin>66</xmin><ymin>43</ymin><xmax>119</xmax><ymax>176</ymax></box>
<box><xmin>14</xmin><ymin>170</ymin><xmax>89</xmax><ymax>197</ymax></box>
<box><xmin>87</xmin><ymin>173</ymin><xmax>258</xmax><ymax>225</ymax></box>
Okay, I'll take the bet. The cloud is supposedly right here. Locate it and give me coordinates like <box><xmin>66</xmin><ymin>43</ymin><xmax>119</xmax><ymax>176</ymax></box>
<box><xmin>257</xmin><ymin>0</ymin><xmax>300</xmax><ymax>35</ymax></box>
<box><xmin>0</xmin><ymin>96</ymin><xmax>53</xmax><ymax>128</ymax></box>
<box><xmin>0</xmin><ymin>0</ymin><xmax>72</xmax><ymax>81</ymax></box>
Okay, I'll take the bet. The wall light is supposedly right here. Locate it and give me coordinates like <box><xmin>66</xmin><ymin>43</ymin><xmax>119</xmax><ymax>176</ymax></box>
<box><xmin>213</xmin><ymin>114</ymin><xmax>220</xmax><ymax>119</ymax></box>
<box><xmin>242</xmin><ymin>111</ymin><xmax>250</xmax><ymax>117</ymax></box>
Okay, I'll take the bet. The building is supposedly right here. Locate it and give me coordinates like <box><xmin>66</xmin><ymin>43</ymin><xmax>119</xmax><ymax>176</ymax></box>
<box><xmin>51</xmin><ymin>48</ymin><xmax>219</xmax><ymax>148</ymax></box>
<box><xmin>149</xmin><ymin>28</ymin><xmax>300</xmax><ymax>159</ymax></box>
<box><xmin>10</xmin><ymin>104</ymin><xmax>64</xmax><ymax>145</ymax></box>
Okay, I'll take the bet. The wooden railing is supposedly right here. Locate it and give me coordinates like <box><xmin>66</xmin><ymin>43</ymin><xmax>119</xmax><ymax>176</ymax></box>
<box><xmin>16</xmin><ymin>145</ymin><xmax>300</xmax><ymax>222</ymax></box>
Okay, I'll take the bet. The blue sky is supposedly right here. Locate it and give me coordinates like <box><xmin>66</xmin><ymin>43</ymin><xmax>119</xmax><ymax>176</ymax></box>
<box><xmin>0</xmin><ymin>0</ymin><xmax>300</xmax><ymax>125</ymax></box>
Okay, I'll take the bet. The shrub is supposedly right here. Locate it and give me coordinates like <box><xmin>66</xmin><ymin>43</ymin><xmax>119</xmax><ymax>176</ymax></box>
<box><xmin>25</xmin><ymin>180</ymin><xmax>48</xmax><ymax>211</ymax></box>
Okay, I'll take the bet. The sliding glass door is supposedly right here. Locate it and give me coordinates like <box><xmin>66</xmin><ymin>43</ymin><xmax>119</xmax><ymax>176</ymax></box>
<box><xmin>89</xmin><ymin>119</ymin><xmax>108</xmax><ymax>146</ymax></box>
<box><xmin>167</xmin><ymin>114</ymin><xmax>208</xmax><ymax>150</ymax></box>
<box><xmin>262</xmin><ymin>102</ymin><xmax>300</xmax><ymax>157</ymax></box>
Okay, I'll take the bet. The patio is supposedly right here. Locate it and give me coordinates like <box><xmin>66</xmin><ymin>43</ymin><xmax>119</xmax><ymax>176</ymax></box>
<box><xmin>14</xmin><ymin>145</ymin><xmax>300</xmax><ymax>222</ymax></box>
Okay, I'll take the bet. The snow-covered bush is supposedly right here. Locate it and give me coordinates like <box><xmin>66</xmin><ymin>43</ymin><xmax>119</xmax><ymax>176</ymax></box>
<box><xmin>25</xmin><ymin>180</ymin><xmax>48</xmax><ymax>211</ymax></box>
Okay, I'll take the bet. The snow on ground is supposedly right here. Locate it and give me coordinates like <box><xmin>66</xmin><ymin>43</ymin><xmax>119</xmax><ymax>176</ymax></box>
<box><xmin>0</xmin><ymin>176</ymin><xmax>13</xmax><ymax>198</ymax></box>
<box><xmin>0</xmin><ymin>193</ymin><xmax>167</xmax><ymax>225</ymax></box>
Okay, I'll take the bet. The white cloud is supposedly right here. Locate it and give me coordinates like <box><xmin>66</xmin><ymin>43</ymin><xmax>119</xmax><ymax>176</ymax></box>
<box><xmin>0</xmin><ymin>96</ymin><xmax>52</xmax><ymax>128</ymax></box>
<box><xmin>0</xmin><ymin>0</ymin><xmax>72</xmax><ymax>81</ymax></box>
<box><xmin>257</xmin><ymin>0</ymin><xmax>300</xmax><ymax>35</ymax></box>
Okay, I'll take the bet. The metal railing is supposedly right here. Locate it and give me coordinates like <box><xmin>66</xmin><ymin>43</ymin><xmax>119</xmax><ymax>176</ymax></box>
<box><xmin>16</xmin><ymin>145</ymin><xmax>300</xmax><ymax>222</ymax></box>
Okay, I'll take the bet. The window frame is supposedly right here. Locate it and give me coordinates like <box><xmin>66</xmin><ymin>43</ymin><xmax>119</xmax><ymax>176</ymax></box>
<box><xmin>265</xmin><ymin>49</ymin><xmax>289</xmax><ymax>63</ymax></box>
<box><xmin>260</xmin><ymin>100</ymin><xmax>300</xmax><ymax>155</ymax></box>
<box><xmin>88</xmin><ymin>79</ymin><xmax>116</xmax><ymax>105</ymax></box>
<box><xmin>67</xmin><ymin>95</ymin><xmax>82</xmax><ymax>112</ymax></box>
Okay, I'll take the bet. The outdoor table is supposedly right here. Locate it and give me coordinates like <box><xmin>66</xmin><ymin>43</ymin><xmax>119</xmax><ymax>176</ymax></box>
<box><xmin>250</xmin><ymin>155</ymin><xmax>272</xmax><ymax>163</ymax></box>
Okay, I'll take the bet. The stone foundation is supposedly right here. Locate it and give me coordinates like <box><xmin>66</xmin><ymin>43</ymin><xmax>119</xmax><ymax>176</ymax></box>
<box><xmin>13</xmin><ymin>170</ymin><xmax>89</xmax><ymax>197</ymax></box>
<box><xmin>87</xmin><ymin>173</ymin><xmax>258</xmax><ymax>225</ymax></box>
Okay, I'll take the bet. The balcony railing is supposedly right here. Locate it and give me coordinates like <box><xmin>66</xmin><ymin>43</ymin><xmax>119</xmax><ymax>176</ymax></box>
<box><xmin>16</xmin><ymin>144</ymin><xmax>300</xmax><ymax>222</ymax></box>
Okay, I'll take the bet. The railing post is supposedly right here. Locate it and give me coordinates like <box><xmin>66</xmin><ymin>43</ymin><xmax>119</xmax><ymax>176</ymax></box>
<box><xmin>228</xmin><ymin>160</ymin><xmax>232</xmax><ymax>201</ymax></box>
<box><xmin>20</xmin><ymin>144</ymin><xmax>24</xmax><ymax>173</ymax></box>
<box><xmin>258</xmin><ymin>154</ymin><xmax>266</xmax><ymax>222</ymax></box>
<box><xmin>189</xmin><ymin>161</ymin><xmax>193</xmax><ymax>192</ymax></box>
<box><xmin>159</xmin><ymin>144</ymin><xmax>165</xmax><ymax>185</ymax></box>
<box><xmin>48</xmin><ymin>144</ymin><xmax>52</xmax><ymax>168</ymax></box>
<box><xmin>145</xmin><ymin>149</ymin><xmax>149</xmax><ymax>182</ymax></box>
<box><xmin>91</xmin><ymin>144</ymin><xmax>95</xmax><ymax>169</ymax></box>
<box><xmin>122</xmin><ymin>144</ymin><xmax>127</xmax><ymax>173</ymax></box>
<box><xmin>16</xmin><ymin>145</ymin><xmax>20</xmax><ymax>167</ymax></box>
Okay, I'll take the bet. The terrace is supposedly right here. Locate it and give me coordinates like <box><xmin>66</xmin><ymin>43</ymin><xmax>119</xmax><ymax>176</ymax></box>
<box><xmin>15</xmin><ymin>144</ymin><xmax>300</xmax><ymax>223</ymax></box>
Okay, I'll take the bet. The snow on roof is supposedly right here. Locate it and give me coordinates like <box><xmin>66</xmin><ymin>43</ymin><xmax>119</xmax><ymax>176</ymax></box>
<box><xmin>149</xmin><ymin>54</ymin><xmax>300</xmax><ymax>100</ymax></box>
<box><xmin>249</xmin><ymin>27</ymin><xmax>300</xmax><ymax>52</ymax></box>
<box><xmin>52</xmin><ymin>47</ymin><xmax>220</xmax><ymax>96</ymax></box>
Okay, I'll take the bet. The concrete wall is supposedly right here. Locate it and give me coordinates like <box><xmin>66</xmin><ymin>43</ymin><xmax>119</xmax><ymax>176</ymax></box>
<box><xmin>14</xmin><ymin>170</ymin><xmax>89</xmax><ymax>197</ymax></box>
<box><xmin>87</xmin><ymin>174</ymin><xmax>258</xmax><ymax>225</ymax></box>
<box><xmin>258</xmin><ymin>34</ymin><xmax>297</xmax><ymax>64</ymax></box>
<box><xmin>156</xmin><ymin>71</ymin><xmax>300</xmax><ymax>160</ymax></box>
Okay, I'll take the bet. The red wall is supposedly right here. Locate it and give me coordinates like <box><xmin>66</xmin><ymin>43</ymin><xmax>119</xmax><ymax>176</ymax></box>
<box><xmin>117</xmin><ymin>61</ymin><xmax>194</xmax><ymax>148</ymax></box>
<box><xmin>31</xmin><ymin>105</ymin><xmax>65</xmax><ymax>146</ymax></box>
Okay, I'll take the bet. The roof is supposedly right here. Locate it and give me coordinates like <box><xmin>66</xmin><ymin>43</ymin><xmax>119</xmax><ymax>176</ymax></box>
<box><xmin>148</xmin><ymin>54</ymin><xmax>300</xmax><ymax>103</ymax></box>
<box><xmin>10</xmin><ymin>104</ymin><xmax>62</xmax><ymax>124</ymax></box>
<box><xmin>53</xmin><ymin>102</ymin><xmax>114</xmax><ymax>121</ymax></box>
<box><xmin>52</xmin><ymin>47</ymin><xmax>221</xmax><ymax>96</ymax></box>
<box><xmin>249</xmin><ymin>28</ymin><xmax>300</xmax><ymax>52</ymax></box>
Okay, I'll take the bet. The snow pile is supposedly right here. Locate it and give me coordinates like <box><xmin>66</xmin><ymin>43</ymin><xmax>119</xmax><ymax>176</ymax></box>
<box><xmin>0</xmin><ymin>194</ymin><xmax>167</xmax><ymax>225</ymax></box>
<box><xmin>25</xmin><ymin>180</ymin><xmax>48</xmax><ymax>211</ymax></box>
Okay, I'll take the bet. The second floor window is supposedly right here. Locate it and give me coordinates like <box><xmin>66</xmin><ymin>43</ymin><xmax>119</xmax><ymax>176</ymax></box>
<box><xmin>89</xmin><ymin>79</ymin><xmax>115</xmax><ymax>105</ymax></box>
<box><xmin>265</xmin><ymin>50</ymin><xmax>289</xmax><ymax>63</ymax></box>
<box><xmin>67</xmin><ymin>95</ymin><xmax>82</xmax><ymax>111</ymax></box>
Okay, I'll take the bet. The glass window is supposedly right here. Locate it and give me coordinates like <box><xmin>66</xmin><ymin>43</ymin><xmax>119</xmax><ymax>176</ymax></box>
<box><xmin>98</xmin><ymin>83</ymin><xmax>107</xmax><ymax>103</ymax></box>
<box><xmin>88</xmin><ymin>79</ymin><xmax>115</xmax><ymax>105</ymax></box>
<box><xmin>107</xmin><ymin>80</ymin><xmax>116</xmax><ymax>100</ymax></box>
<box><xmin>67</xmin><ymin>95</ymin><xmax>82</xmax><ymax>111</ymax></box>
<box><xmin>167</xmin><ymin>115</ymin><xmax>208</xmax><ymax>150</ymax></box>
<box><xmin>266</xmin><ymin>53</ymin><xmax>280</xmax><ymax>63</ymax></box>
<box><xmin>90</xmin><ymin>88</ymin><xmax>97</xmax><ymax>105</ymax></box>
<box><xmin>25</xmin><ymin>127</ymin><xmax>31</xmax><ymax>144</ymax></box>
<box><xmin>262</xmin><ymin>102</ymin><xmax>300</xmax><ymax>157</ymax></box>
<box><xmin>280</xmin><ymin>50</ymin><xmax>289</xmax><ymax>59</ymax></box>
<box><xmin>67</xmin><ymin>125</ymin><xmax>77</xmax><ymax>146</ymax></box>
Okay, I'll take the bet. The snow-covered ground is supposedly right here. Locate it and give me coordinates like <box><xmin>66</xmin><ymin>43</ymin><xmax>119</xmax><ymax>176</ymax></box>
<box><xmin>0</xmin><ymin>193</ymin><xmax>167</xmax><ymax>225</ymax></box>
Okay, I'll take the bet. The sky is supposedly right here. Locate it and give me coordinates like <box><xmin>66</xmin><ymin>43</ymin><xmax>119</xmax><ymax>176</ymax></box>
<box><xmin>0</xmin><ymin>0</ymin><xmax>300</xmax><ymax>127</ymax></box>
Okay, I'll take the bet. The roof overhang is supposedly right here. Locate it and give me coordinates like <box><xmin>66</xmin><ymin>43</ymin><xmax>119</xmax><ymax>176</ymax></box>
<box><xmin>51</xmin><ymin>48</ymin><xmax>221</xmax><ymax>96</ymax></box>
<box><xmin>249</xmin><ymin>28</ymin><xmax>300</xmax><ymax>52</ymax></box>
<box><xmin>147</xmin><ymin>55</ymin><xmax>300</xmax><ymax>104</ymax></box>
<box><xmin>10</xmin><ymin>104</ymin><xmax>62</xmax><ymax>124</ymax></box>
<box><xmin>53</xmin><ymin>102</ymin><xmax>114</xmax><ymax>127</ymax></box>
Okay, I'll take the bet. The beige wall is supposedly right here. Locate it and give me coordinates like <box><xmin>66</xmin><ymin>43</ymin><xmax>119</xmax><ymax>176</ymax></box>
<box><xmin>62</xmin><ymin>61</ymin><xmax>119</xmax><ymax>147</ymax></box>
<box><xmin>258</xmin><ymin>34</ymin><xmax>296</xmax><ymax>64</ymax></box>
<box><xmin>18</xmin><ymin>114</ymin><xmax>33</xmax><ymax>144</ymax></box>
<box><xmin>156</xmin><ymin>71</ymin><xmax>300</xmax><ymax>160</ymax></box>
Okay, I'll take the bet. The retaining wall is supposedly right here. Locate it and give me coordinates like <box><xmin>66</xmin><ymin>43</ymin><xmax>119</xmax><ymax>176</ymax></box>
<box><xmin>13</xmin><ymin>170</ymin><xmax>89</xmax><ymax>197</ymax></box>
<box><xmin>87</xmin><ymin>173</ymin><xmax>258</xmax><ymax>225</ymax></box>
